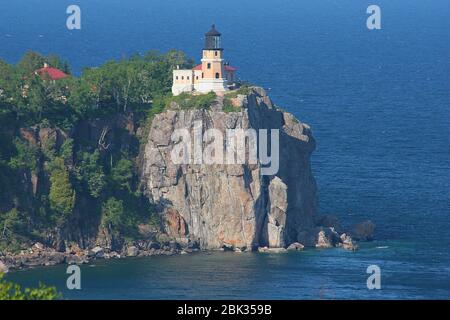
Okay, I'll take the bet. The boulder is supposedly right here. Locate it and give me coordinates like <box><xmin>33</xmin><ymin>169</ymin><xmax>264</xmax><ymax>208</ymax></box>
<box><xmin>65</xmin><ymin>254</ymin><xmax>89</xmax><ymax>265</ymax></box>
<box><xmin>165</xmin><ymin>208</ymin><xmax>188</xmax><ymax>238</ymax></box>
<box><xmin>90</xmin><ymin>246</ymin><xmax>105</xmax><ymax>258</ymax></box>
<box><xmin>315</xmin><ymin>227</ymin><xmax>340</xmax><ymax>248</ymax></box>
<box><xmin>316</xmin><ymin>230</ymin><xmax>333</xmax><ymax>248</ymax></box>
<box><xmin>33</xmin><ymin>242</ymin><xmax>45</xmax><ymax>251</ymax></box>
<box><xmin>339</xmin><ymin>233</ymin><xmax>358</xmax><ymax>251</ymax></box>
<box><xmin>222</xmin><ymin>244</ymin><xmax>234</xmax><ymax>251</ymax></box>
<box><xmin>43</xmin><ymin>252</ymin><xmax>66</xmax><ymax>266</ymax></box>
<box><xmin>350</xmin><ymin>220</ymin><xmax>375</xmax><ymax>241</ymax></box>
<box><xmin>287</xmin><ymin>242</ymin><xmax>305</xmax><ymax>251</ymax></box>
<box><xmin>148</xmin><ymin>242</ymin><xmax>161</xmax><ymax>250</ymax></box>
<box><xmin>168</xmin><ymin>241</ymin><xmax>180</xmax><ymax>251</ymax></box>
<box><xmin>0</xmin><ymin>260</ymin><xmax>9</xmax><ymax>273</ymax></box>
<box><xmin>187</xmin><ymin>240</ymin><xmax>200</xmax><ymax>250</ymax></box>
<box><xmin>258</xmin><ymin>247</ymin><xmax>287</xmax><ymax>253</ymax></box>
<box><xmin>126</xmin><ymin>246</ymin><xmax>139</xmax><ymax>257</ymax></box>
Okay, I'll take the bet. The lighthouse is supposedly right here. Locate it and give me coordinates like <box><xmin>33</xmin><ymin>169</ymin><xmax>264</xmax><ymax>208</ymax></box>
<box><xmin>172</xmin><ymin>25</ymin><xmax>237</xmax><ymax>96</ymax></box>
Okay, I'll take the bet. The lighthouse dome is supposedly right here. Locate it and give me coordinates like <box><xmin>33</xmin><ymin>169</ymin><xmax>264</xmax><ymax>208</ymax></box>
<box><xmin>205</xmin><ymin>24</ymin><xmax>221</xmax><ymax>37</ymax></box>
<box><xmin>204</xmin><ymin>25</ymin><xmax>222</xmax><ymax>50</ymax></box>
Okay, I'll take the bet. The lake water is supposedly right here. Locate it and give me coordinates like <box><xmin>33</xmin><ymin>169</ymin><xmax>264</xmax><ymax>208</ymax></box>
<box><xmin>1</xmin><ymin>0</ymin><xmax>450</xmax><ymax>299</ymax></box>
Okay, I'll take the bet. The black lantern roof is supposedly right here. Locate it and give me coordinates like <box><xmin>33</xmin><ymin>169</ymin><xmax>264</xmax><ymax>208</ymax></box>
<box><xmin>204</xmin><ymin>24</ymin><xmax>223</xmax><ymax>50</ymax></box>
<box><xmin>205</xmin><ymin>24</ymin><xmax>221</xmax><ymax>37</ymax></box>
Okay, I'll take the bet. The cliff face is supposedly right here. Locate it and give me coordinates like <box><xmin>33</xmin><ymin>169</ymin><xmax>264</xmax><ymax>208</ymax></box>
<box><xmin>141</xmin><ymin>87</ymin><xmax>319</xmax><ymax>250</ymax></box>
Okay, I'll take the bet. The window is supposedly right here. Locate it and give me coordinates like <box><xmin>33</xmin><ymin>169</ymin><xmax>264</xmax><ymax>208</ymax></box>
<box><xmin>176</xmin><ymin>76</ymin><xmax>178</xmax><ymax>80</ymax></box>
<box><xmin>215</xmin><ymin>51</ymin><xmax>218</xmax><ymax>56</ymax></box>
<box><xmin>202</xmin><ymin>73</ymin><xmax>204</xmax><ymax>78</ymax></box>
<box><xmin>215</xmin><ymin>72</ymin><xmax>220</xmax><ymax>79</ymax></box>
<box><xmin>181</xmin><ymin>76</ymin><xmax>184</xmax><ymax>80</ymax></box>
<box><xmin>207</xmin><ymin>63</ymin><xmax>211</xmax><ymax>69</ymax></box>
<box><xmin>196</xmin><ymin>76</ymin><xmax>199</xmax><ymax>80</ymax></box>
<box><xmin>187</xmin><ymin>76</ymin><xmax>189</xmax><ymax>80</ymax></box>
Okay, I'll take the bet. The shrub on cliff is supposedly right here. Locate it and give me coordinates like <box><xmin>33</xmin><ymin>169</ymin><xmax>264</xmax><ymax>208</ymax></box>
<box><xmin>75</xmin><ymin>150</ymin><xmax>106</xmax><ymax>198</ymax></box>
<box><xmin>49</xmin><ymin>157</ymin><xmax>76</xmax><ymax>221</ymax></box>
<box><xmin>169</xmin><ymin>91</ymin><xmax>217</xmax><ymax>110</ymax></box>
<box><xmin>110</xmin><ymin>157</ymin><xmax>134</xmax><ymax>192</ymax></box>
<box><xmin>8</xmin><ymin>138</ymin><xmax>39</xmax><ymax>171</ymax></box>
<box><xmin>101</xmin><ymin>197</ymin><xmax>125</xmax><ymax>237</ymax></box>
<box><xmin>0</xmin><ymin>209</ymin><xmax>29</xmax><ymax>253</ymax></box>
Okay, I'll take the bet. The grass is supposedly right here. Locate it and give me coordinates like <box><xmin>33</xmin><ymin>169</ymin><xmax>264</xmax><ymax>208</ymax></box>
<box><xmin>168</xmin><ymin>91</ymin><xmax>217</xmax><ymax>110</ymax></box>
<box><xmin>224</xmin><ymin>85</ymin><xmax>252</xmax><ymax>99</ymax></box>
<box><xmin>222</xmin><ymin>98</ymin><xmax>238</xmax><ymax>113</ymax></box>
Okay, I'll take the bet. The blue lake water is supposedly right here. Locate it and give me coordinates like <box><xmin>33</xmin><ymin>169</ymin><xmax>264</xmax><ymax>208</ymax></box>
<box><xmin>1</xmin><ymin>0</ymin><xmax>450</xmax><ymax>299</ymax></box>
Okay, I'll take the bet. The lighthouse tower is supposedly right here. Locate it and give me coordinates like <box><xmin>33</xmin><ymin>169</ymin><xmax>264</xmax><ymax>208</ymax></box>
<box><xmin>196</xmin><ymin>25</ymin><xmax>228</xmax><ymax>94</ymax></box>
<box><xmin>171</xmin><ymin>25</ymin><xmax>237</xmax><ymax>96</ymax></box>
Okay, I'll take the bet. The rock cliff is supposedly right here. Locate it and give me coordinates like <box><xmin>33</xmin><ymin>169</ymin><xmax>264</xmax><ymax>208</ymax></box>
<box><xmin>141</xmin><ymin>87</ymin><xmax>332</xmax><ymax>250</ymax></box>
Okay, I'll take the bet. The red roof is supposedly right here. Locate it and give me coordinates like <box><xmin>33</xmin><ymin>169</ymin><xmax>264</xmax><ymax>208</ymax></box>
<box><xmin>192</xmin><ymin>64</ymin><xmax>237</xmax><ymax>72</ymax></box>
<box><xmin>36</xmin><ymin>66</ymin><xmax>68</xmax><ymax>81</ymax></box>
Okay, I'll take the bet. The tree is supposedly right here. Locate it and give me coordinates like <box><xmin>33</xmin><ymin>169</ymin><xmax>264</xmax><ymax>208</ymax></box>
<box><xmin>110</xmin><ymin>157</ymin><xmax>134</xmax><ymax>191</ymax></box>
<box><xmin>101</xmin><ymin>197</ymin><xmax>124</xmax><ymax>234</ymax></box>
<box><xmin>0</xmin><ymin>274</ymin><xmax>60</xmax><ymax>300</ymax></box>
<box><xmin>0</xmin><ymin>60</ymin><xmax>14</xmax><ymax>104</ymax></box>
<box><xmin>0</xmin><ymin>209</ymin><xmax>25</xmax><ymax>241</ymax></box>
<box><xmin>49</xmin><ymin>157</ymin><xmax>76</xmax><ymax>221</ymax></box>
<box><xmin>16</xmin><ymin>51</ymin><xmax>46</xmax><ymax>76</ymax></box>
<box><xmin>80</xmin><ymin>67</ymin><xmax>108</xmax><ymax>112</ymax></box>
<box><xmin>75</xmin><ymin>150</ymin><xmax>106</xmax><ymax>198</ymax></box>
<box><xmin>8</xmin><ymin>138</ymin><xmax>39</xmax><ymax>171</ymax></box>
<box><xmin>68</xmin><ymin>78</ymin><xmax>97</xmax><ymax>118</ymax></box>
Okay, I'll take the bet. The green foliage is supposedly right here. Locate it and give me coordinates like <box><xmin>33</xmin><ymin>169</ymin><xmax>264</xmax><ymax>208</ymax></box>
<box><xmin>49</xmin><ymin>157</ymin><xmax>75</xmax><ymax>221</ymax></box>
<box><xmin>100</xmin><ymin>195</ymin><xmax>159</xmax><ymax>240</ymax></box>
<box><xmin>75</xmin><ymin>150</ymin><xmax>106</xmax><ymax>198</ymax></box>
<box><xmin>0</xmin><ymin>60</ymin><xmax>15</xmax><ymax>106</ymax></box>
<box><xmin>225</xmin><ymin>85</ymin><xmax>252</xmax><ymax>99</ymax></box>
<box><xmin>68</xmin><ymin>77</ymin><xmax>97</xmax><ymax>118</ymax></box>
<box><xmin>0</xmin><ymin>209</ymin><xmax>29</xmax><ymax>252</ymax></box>
<box><xmin>222</xmin><ymin>86</ymin><xmax>253</xmax><ymax>113</ymax></box>
<box><xmin>100</xmin><ymin>197</ymin><xmax>125</xmax><ymax>234</ymax></box>
<box><xmin>0</xmin><ymin>209</ymin><xmax>26</xmax><ymax>238</ymax></box>
<box><xmin>169</xmin><ymin>91</ymin><xmax>217</xmax><ymax>110</ymax></box>
<box><xmin>8</xmin><ymin>138</ymin><xmax>39</xmax><ymax>171</ymax></box>
<box><xmin>222</xmin><ymin>98</ymin><xmax>238</xmax><ymax>113</ymax></box>
<box><xmin>16</xmin><ymin>51</ymin><xmax>46</xmax><ymax>76</ymax></box>
<box><xmin>147</xmin><ymin>94</ymin><xmax>167</xmax><ymax>120</ymax></box>
<box><xmin>0</xmin><ymin>49</ymin><xmax>191</xmax><ymax>128</ymax></box>
<box><xmin>110</xmin><ymin>157</ymin><xmax>134</xmax><ymax>191</ymax></box>
<box><xmin>60</xmin><ymin>138</ymin><xmax>74</xmax><ymax>163</ymax></box>
<box><xmin>41</xmin><ymin>136</ymin><xmax>57</xmax><ymax>161</ymax></box>
<box><xmin>0</xmin><ymin>274</ymin><xmax>60</xmax><ymax>300</ymax></box>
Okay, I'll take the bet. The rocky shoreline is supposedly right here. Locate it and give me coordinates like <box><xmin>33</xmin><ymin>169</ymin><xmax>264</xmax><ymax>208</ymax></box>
<box><xmin>0</xmin><ymin>240</ymin><xmax>200</xmax><ymax>273</ymax></box>
<box><xmin>0</xmin><ymin>219</ymin><xmax>375</xmax><ymax>274</ymax></box>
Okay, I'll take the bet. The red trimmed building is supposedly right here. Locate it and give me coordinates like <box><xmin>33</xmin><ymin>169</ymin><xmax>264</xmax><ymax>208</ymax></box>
<box><xmin>172</xmin><ymin>25</ymin><xmax>237</xmax><ymax>95</ymax></box>
<box><xmin>35</xmin><ymin>63</ymin><xmax>68</xmax><ymax>82</ymax></box>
